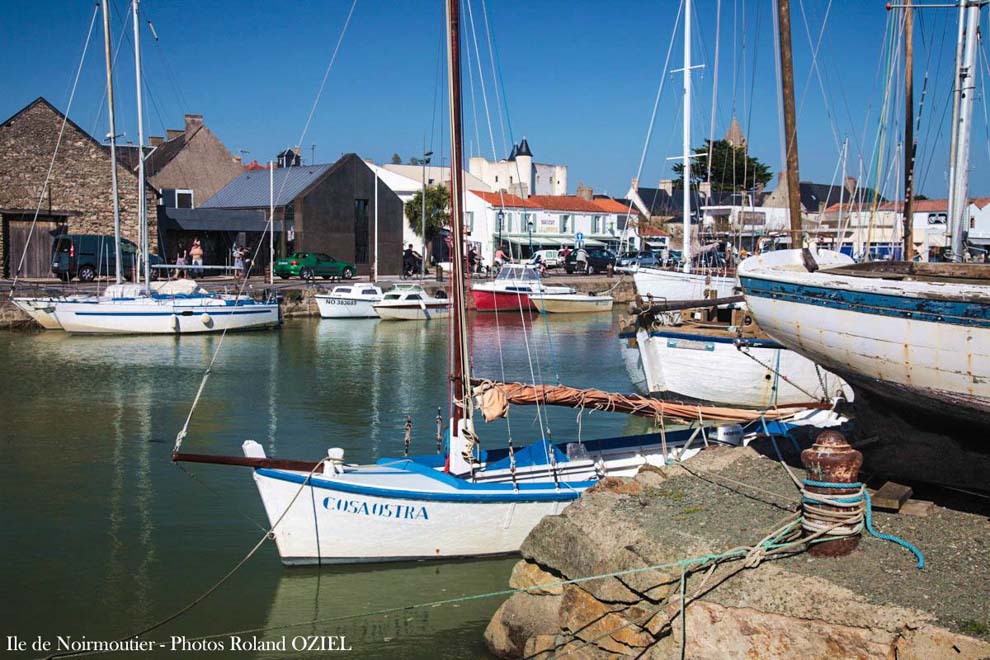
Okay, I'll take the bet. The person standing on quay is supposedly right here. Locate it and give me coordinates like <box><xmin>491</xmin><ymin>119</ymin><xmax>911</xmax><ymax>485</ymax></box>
<box><xmin>174</xmin><ymin>242</ymin><xmax>187</xmax><ymax>280</ymax></box>
<box><xmin>190</xmin><ymin>238</ymin><xmax>204</xmax><ymax>278</ymax></box>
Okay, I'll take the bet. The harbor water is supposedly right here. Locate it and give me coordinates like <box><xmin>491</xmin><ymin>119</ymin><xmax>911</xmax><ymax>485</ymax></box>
<box><xmin>0</xmin><ymin>312</ymin><xmax>651</xmax><ymax>658</ymax></box>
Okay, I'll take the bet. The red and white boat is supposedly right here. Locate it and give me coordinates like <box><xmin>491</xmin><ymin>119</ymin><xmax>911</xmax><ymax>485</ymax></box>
<box><xmin>471</xmin><ymin>264</ymin><xmax>574</xmax><ymax>312</ymax></box>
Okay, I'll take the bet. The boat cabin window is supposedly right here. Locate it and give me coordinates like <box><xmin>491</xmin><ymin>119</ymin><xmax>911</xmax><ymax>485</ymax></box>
<box><xmin>496</xmin><ymin>265</ymin><xmax>539</xmax><ymax>281</ymax></box>
<box><xmin>384</xmin><ymin>293</ymin><xmax>400</xmax><ymax>300</ymax></box>
<box><xmin>336</xmin><ymin>287</ymin><xmax>352</xmax><ymax>294</ymax></box>
<box><xmin>407</xmin><ymin>294</ymin><xmax>422</xmax><ymax>300</ymax></box>
<box><xmin>362</xmin><ymin>289</ymin><xmax>378</xmax><ymax>296</ymax></box>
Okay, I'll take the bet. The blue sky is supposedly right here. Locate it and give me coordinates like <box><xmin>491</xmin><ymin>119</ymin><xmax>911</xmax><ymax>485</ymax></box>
<box><xmin>2</xmin><ymin>0</ymin><xmax>986</xmax><ymax>200</ymax></box>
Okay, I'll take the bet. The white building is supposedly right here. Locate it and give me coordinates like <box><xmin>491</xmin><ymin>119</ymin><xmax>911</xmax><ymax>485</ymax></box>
<box><xmin>468</xmin><ymin>138</ymin><xmax>567</xmax><ymax>198</ymax></box>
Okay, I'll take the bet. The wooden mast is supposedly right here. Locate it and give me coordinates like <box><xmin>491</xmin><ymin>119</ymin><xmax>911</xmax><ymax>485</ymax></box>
<box><xmin>903</xmin><ymin>0</ymin><xmax>915</xmax><ymax>260</ymax></box>
<box><xmin>776</xmin><ymin>0</ymin><xmax>803</xmax><ymax>245</ymax></box>
<box><xmin>445</xmin><ymin>0</ymin><xmax>475</xmax><ymax>475</ymax></box>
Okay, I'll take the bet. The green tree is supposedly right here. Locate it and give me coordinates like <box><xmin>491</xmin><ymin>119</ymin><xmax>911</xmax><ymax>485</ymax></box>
<box><xmin>390</xmin><ymin>153</ymin><xmax>402</xmax><ymax>164</ymax></box>
<box><xmin>405</xmin><ymin>184</ymin><xmax>450</xmax><ymax>244</ymax></box>
<box><xmin>672</xmin><ymin>139</ymin><xmax>772</xmax><ymax>193</ymax></box>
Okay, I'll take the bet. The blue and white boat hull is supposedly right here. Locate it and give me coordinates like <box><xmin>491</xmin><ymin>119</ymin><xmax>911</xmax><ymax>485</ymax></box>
<box><xmin>52</xmin><ymin>296</ymin><xmax>280</xmax><ymax>334</ymax></box>
<box><xmin>738</xmin><ymin>249</ymin><xmax>990</xmax><ymax>426</ymax></box>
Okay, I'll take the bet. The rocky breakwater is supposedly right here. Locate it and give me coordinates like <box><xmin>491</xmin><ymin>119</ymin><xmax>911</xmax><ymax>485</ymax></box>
<box><xmin>484</xmin><ymin>445</ymin><xmax>990</xmax><ymax>658</ymax></box>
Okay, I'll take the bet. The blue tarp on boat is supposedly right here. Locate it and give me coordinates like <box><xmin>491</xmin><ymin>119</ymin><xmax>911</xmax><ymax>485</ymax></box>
<box><xmin>485</xmin><ymin>439</ymin><xmax>569</xmax><ymax>472</ymax></box>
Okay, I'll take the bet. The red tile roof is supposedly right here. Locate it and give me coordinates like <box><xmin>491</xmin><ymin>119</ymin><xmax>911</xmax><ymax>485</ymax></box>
<box><xmin>470</xmin><ymin>190</ymin><xmax>538</xmax><ymax>208</ymax></box>
<box><xmin>527</xmin><ymin>195</ymin><xmax>606</xmax><ymax>213</ymax></box>
<box><xmin>592</xmin><ymin>197</ymin><xmax>636</xmax><ymax>213</ymax></box>
<box><xmin>639</xmin><ymin>225</ymin><xmax>670</xmax><ymax>237</ymax></box>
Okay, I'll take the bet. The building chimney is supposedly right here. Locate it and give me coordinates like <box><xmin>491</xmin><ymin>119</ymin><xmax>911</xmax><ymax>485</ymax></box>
<box><xmin>844</xmin><ymin>176</ymin><xmax>857</xmax><ymax>197</ymax></box>
<box><xmin>184</xmin><ymin>113</ymin><xmax>203</xmax><ymax>139</ymax></box>
<box><xmin>166</xmin><ymin>129</ymin><xmax>183</xmax><ymax>140</ymax></box>
<box><xmin>659</xmin><ymin>178</ymin><xmax>673</xmax><ymax>195</ymax></box>
<box><xmin>149</xmin><ymin>136</ymin><xmax>164</xmax><ymax>147</ymax></box>
<box><xmin>576</xmin><ymin>182</ymin><xmax>593</xmax><ymax>201</ymax></box>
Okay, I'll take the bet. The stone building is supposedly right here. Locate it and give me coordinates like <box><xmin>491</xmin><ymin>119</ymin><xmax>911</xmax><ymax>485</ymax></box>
<box><xmin>0</xmin><ymin>97</ymin><xmax>156</xmax><ymax>278</ymax></box>
<box><xmin>142</xmin><ymin>114</ymin><xmax>244</xmax><ymax>209</ymax></box>
<box><xmin>468</xmin><ymin>138</ymin><xmax>568</xmax><ymax>198</ymax></box>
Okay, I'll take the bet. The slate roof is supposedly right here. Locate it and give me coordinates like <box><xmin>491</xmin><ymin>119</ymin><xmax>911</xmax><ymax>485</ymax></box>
<box><xmin>201</xmin><ymin>163</ymin><xmax>333</xmax><ymax>208</ymax></box>
<box><xmin>795</xmin><ymin>182</ymin><xmax>884</xmax><ymax>212</ymax></box>
<box><xmin>515</xmin><ymin>137</ymin><xmax>532</xmax><ymax>158</ymax></box>
<box><xmin>157</xmin><ymin>207</ymin><xmax>280</xmax><ymax>232</ymax></box>
<box><xmin>635</xmin><ymin>187</ymin><xmax>736</xmax><ymax>218</ymax></box>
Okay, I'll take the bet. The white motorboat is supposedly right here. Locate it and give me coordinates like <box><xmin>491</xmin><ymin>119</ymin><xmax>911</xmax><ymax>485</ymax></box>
<box><xmin>471</xmin><ymin>264</ymin><xmax>574</xmax><ymax>311</ymax></box>
<box><xmin>632</xmin><ymin>267</ymin><xmax>737</xmax><ymax>302</ymax></box>
<box><xmin>315</xmin><ymin>284</ymin><xmax>383</xmax><ymax>319</ymax></box>
<box><xmin>530</xmin><ymin>292</ymin><xmax>613</xmax><ymax>314</ymax></box>
<box><xmin>373</xmin><ymin>287</ymin><xmax>450</xmax><ymax>321</ymax></box>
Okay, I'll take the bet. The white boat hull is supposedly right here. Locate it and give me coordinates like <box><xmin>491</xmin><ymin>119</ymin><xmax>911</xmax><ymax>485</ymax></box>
<box><xmin>531</xmin><ymin>294</ymin><xmax>613</xmax><ymax>314</ymax></box>
<box><xmin>738</xmin><ymin>249</ymin><xmax>990</xmax><ymax>422</ymax></box>
<box><xmin>52</xmin><ymin>298</ymin><xmax>280</xmax><ymax>334</ymax></box>
<box><xmin>633</xmin><ymin>268</ymin><xmax>736</xmax><ymax>301</ymax></box>
<box><xmin>242</xmin><ymin>434</ymin><xmax>707</xmax><ymax>564</ymax></box>
<box><xmin>11</xmin><ymin>298</ymin><xmax>63</xmax><ymax>330</ymax></box>
<box><xmin>374</xmin><ymin>303</ymin><xmax>450</xmax><ymax>321</ymax></box>
<box><xmin>315</xmin><ymin>295</ymin><xmax>378</xmax><ymax>318</ymax></box>
<box><xmin>622</xmin><ymin>327</ymin><xmax>852</xmax><ymax>408</ymax></box>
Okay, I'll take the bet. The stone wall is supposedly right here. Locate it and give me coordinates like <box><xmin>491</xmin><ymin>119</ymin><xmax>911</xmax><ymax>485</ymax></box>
<box><xmin>0</xmin><ymin>98</ymin><xmax>158</xmax><ymax>274</ymax></box>
<box><xmin>484</xmin><ymin>446</ymin><xmax>990</xmax><ymax>659</ymax></box>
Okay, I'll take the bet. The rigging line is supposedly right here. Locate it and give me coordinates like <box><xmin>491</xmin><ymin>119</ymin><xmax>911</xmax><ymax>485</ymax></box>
<box><xmin>173</xmin><ymin>1</ymin><xmax>357</xmax><ymax>453</ymax></box>
<box><xmin>915</xmin><ymin>10</ymin><xmax>951</xmax><ymax>192</ymax></box>
<box><xmin>479</xmin><ymin>0</ymin><xmax>509</xmax><ymax>159</ymax></box>
<box><xmin>142</xmin><ymin>6</ymin><xmax>190</xmax><ymax>113</ymax></box>
<box><xmin>12</xmin><ymin>4</ymin><xmax>99</xmax><ymax>288</ymax></box>
<box><xmin>463</xmin><ymin>22</ymin><xmax>482</xmax><ymax>158</ymax></box>
<box><xmin>796</xmin><ymin>0</ymin><xmax>841</xmax><ymax>154</ymax></box>
<box><xmin>706</xmin><ymin>0</ymin><xmax>721</xmax><ymax>188</ymax></box>
<box><xmin>464</xmin><ymin>0</ymin><xmax>499</xmax><ymax>166</ymax></box>
<box><xmin>429</xmin><ymin>35</ymin><xmax>444</xmax><ymax>159</ymax></box>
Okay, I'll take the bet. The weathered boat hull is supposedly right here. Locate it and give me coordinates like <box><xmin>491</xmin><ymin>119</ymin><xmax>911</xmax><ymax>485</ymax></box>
<box><xmin>738</xmin><ymin>249</ymin><xmax>990</xmax><ymax>426</ymax></box>
<box><xmin>633</xmin><ymin>268</ymin><xmax>736</xmax><ymax>301</ymax></box>
<box><xmin>620</xmin><ymin>327</ymin><xmax>852</xmax><ymax>408</ymax></box>
<box><xmin>471</xmin><ymin>289</ymin><xmax>534</xmax><ymax>312</ymax></box>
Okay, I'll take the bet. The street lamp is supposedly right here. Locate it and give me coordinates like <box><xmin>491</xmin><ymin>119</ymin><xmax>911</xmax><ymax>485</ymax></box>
<box><xmin>421</xmin><ymin>150</ymin><xmax>433</xmax><ymax>278</ymax></box>
<box><xmin>527</xmin><ymin>219</ymin><xmax>534</xmax><ymax>257</ymax></box>
<box><xmin>496</xmin><ymin>210</ymin><xmax>504</xmax><ymax>261</ymax></box>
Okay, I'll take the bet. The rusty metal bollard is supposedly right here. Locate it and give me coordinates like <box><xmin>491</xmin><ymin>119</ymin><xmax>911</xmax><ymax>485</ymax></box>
<box><xmin>801</xmin><ymin>430</ymin><xmax>863</xmax><ymax>557</ymax></box>
<box><xmin>403</xmin><ymin>416</ymin><xmax>412</xmax><ymax>457</ymax></box>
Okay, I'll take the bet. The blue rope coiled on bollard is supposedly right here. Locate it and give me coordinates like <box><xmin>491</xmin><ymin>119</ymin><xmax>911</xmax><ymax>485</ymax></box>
<box><xmin>803</xmin><ymin>478</ymin><xmax>925</xmax><ymax>569</ymax></box>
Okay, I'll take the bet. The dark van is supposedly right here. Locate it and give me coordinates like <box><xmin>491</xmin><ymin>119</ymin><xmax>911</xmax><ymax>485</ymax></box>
<box><xmin>51</xmin><ymin>234</ymin><xmax>161</xmax><ymax>282</ymax></box>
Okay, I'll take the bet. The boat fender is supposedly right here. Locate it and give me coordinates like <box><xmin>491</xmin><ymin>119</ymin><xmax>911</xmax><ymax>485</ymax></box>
<box><xmin>200</xmin><ymin>312</ymin><xmax>214</xmax><ymax>327</ymax></box>
<box><xmin>434</xmin><ymin>289</ymin><xmax>448</xmax><ymax>299</ymax></box>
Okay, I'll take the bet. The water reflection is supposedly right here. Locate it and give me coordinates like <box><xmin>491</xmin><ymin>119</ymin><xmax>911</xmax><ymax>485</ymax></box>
<box><xmin>257</xmin><ymin>558</ymin><xmax>517</xmax><ymax>659</ymax></box>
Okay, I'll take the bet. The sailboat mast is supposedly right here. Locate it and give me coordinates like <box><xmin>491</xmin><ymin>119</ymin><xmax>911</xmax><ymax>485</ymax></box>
<box><xmin>776</xmin><ymin>0</ymin><xmax>803</xmax><ymax>242</ymax></box>
<box><xmin>132</xmin><ymin>0</ymin><xmax>149</xmax><ymax>287</ymax></box>
<box><xmin>682</xmin><ymin>0</ymin><xmax>693</xmax><ymax>273</ymax></box>
<box><xmin>949</xmin><ymin>2</ymin><xmax>981</xmax><ymax>262</ymax></box>
<box><xmin>101</xmin><ymin>0</ymin><xmax>123</xmax><ymax>284</ymax></box>
<box><xmin>446</xmin><ymin>0</ymin><xmax>473</xmax><ymax>447</ymax></box>
<box><xmin>903</xmin><ymin>0</ymin><xmax>915</xmax><ymax>260</ymax></box>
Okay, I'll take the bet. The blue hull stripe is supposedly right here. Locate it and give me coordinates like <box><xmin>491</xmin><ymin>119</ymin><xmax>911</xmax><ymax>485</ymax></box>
<box><xmin>255</xmin><ymin>468</ymin><xmax>588</xmax><ymax>503</ymax></box>
<box><xmin>618</xmin><ymin>329</ymin><xmax>783</xmax><ymax>349</ymax></box>
<box><xmin>740</xmin><ymin>275</ymin><xmax>990</xmax><ymax>329</ymax></box>
<box><xmin>75</xmin><ymin>309</ymin><xmax>274</xmax><ymax>317</ymax></box>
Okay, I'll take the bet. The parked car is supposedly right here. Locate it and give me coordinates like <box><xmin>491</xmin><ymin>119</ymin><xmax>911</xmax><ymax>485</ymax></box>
<box><xmin>51</xmin><ymin>234</ymin><xmax>162</xmax><ymax>282</ymax></box>
<box><xmin>615</xmin><ymin>250</ymin><xmax>661</xmax><ymax>271</ymax></box>
<box><xmin>563</xmin><ymin>248</ymin><xmax>616</xmax><ymax>274</ymax></box>
<box><xmin>529</xmin><ymin>249</ymin><xmax>562</xmax><ymax>268</ymax></box>
<box><xmin>274</xmin><ymin>252</ymin><xmax>356</xmax><ymax>280</ymax></box>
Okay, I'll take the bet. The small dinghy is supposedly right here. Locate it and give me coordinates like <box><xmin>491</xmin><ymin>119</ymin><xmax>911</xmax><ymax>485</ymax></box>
<box><xmin>530</xmin><ymin>292</ymin><xmax>613</xmax><ymax>314</ymax></box>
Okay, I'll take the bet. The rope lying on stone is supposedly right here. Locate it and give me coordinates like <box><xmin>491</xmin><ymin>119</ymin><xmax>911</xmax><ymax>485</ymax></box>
<box><xmin>471</xmin><ymin>378</ymin><xmax>826</xmax><ymax>425</ymax></box>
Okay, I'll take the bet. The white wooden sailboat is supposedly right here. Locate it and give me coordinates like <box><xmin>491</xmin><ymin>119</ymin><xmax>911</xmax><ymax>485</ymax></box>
<box><xmin>530</xmin><ymin>292</ymin><xmax>613</xmax><ymax>314</ymax></box>
<box><xmin>739</xmin><ymin>3</ymin><xmax>990</xmax><ymax>431</ymax></box>
<box><xmin>171</xmin><ymin>0</ymin><xmax>807</xmax><ymax>565</ymax></box>
<box><xmin>630</xmin><ymin>0</ymin><xmax>736</xmax><ymax>304</ymax></box>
